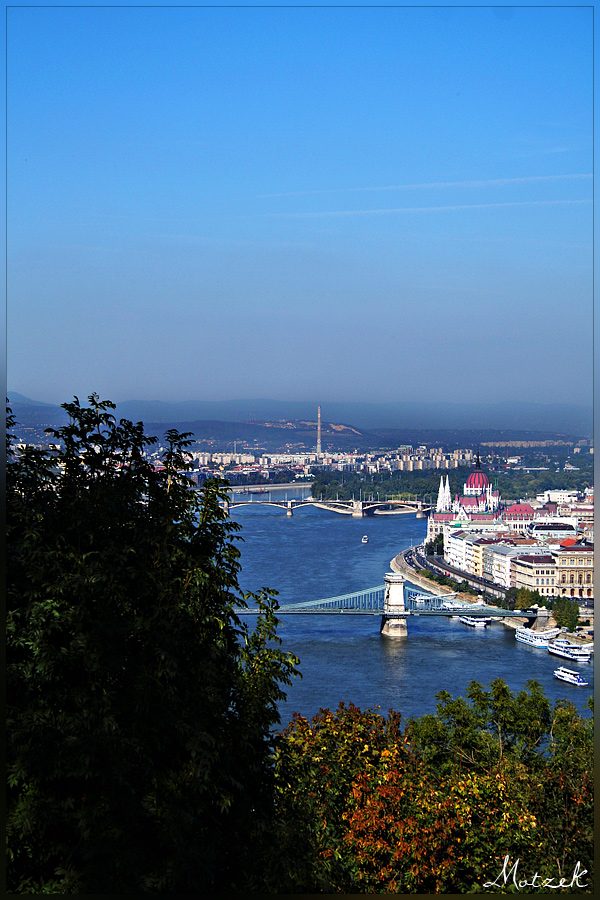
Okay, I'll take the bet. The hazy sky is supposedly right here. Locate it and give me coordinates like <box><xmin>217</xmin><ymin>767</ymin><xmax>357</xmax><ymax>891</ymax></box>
<box><xmin>7</xmin><ymin>5</ymin><xmax>593</xmax><ymax>407</ymax></box>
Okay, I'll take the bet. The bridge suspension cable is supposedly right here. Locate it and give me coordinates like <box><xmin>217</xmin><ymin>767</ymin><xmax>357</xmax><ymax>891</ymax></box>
<box><xmin>237</xmin><ymin>584</ymin><xmax>534</xmax><ymax>618</ymax></box>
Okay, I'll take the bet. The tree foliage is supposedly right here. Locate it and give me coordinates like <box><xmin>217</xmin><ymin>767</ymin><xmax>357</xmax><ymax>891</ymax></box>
<box><xmin>272</xmin><ymin>683</ymin><xmax>593</xmax><ymax>893</ymax></box>
<box><xmin>6</xmin><ymin>396</ymin><xmax>299</xmax><ymax>894</ymax></box>
<box><xmin>552</xmin><ymin>596</ymin><xmax>581</xmax><ymax>632</ymax></box>
<box><xmin>310</xmin><ymin>463</ymin><xmax>593</xmax><ymax>504</ymax></box>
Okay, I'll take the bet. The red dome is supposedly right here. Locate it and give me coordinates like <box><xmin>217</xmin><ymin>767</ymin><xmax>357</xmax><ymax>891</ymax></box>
<box><xmin>465</xmin><ymin>470</ymin><xmax>490</xmax><ymax>491</ymax></box>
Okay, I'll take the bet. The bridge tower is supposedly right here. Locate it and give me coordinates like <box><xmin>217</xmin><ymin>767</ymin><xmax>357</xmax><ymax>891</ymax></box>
<box><xmin>380</xmin><ymin>571</ymin><xmax>408</xmax><ymax>638</ymax></box>
<box><xmin>286</xmin><ymin>500</ymin><xmax>293</xmax><ymax>517</ymax></box>
<box><xmin>530</xmin><ymin>605</ymin><xmax>552</xmax><ymax>631</ymax></box>
<box><xmin>352</xmin><ymin>500</ymin><xmax>365</xmax><ymax>518</ymax></box>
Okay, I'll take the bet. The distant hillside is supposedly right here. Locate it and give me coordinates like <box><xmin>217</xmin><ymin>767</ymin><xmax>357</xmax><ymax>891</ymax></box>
<box><xmin>6</xmin><ymin>391</ymin><xmax>58</xmax><ymax>407</ymax></box>
<box><xmin>143</xmin><ymin>418</ymin><xmax>368</xmax><ymax>452</ymax></box>
<box><xmin>7</xmin><ymin>392</ymin><xmax>593</xmax><ymax>441</ymax></box>
<box><xmin>115</xmin><ymin>398</ymin><xmax>593</xmax><ymax>437</ymax></box>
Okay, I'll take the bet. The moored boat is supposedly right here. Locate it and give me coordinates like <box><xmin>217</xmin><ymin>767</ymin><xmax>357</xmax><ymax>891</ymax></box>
<box><xmin>458</xmin><ymin>615</ymin><xmax>491</xmax><ymax>628</ymax></box>
<box><xmin>553</xmin><ymin>666</ymin><xmax>589</xmax><ymax>686</ymax></box>
<box><xmin>548</xmin><ymin>639</ymin><xmax>592</xmax><ymax>663</ymax></box>
<box><xmin>514</xmin><ymin>626</ymin><xmax>561</xmax><ymax>648</ymax></box>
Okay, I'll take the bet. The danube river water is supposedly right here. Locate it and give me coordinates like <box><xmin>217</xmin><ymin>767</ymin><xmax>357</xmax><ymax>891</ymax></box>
<box><xmin>229</xmin><ymin>487</ymin><xmax>594</xmax><ymax>727</ymax></box>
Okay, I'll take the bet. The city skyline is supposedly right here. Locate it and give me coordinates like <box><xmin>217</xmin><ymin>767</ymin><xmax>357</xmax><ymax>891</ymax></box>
<box><xmin>7</xmin><ymin>6</ymin><xmax>593</xmax><ymax>409</ymax></box>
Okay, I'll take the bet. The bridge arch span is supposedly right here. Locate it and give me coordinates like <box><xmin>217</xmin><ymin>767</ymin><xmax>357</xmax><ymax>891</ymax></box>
<box><xmin>228</xmin><ymin>500</ymin><xmax>289</xmax><ymax>511</ymax></box>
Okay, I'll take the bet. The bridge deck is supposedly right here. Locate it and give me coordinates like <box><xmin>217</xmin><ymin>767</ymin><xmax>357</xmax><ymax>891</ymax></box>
<box><xmin>237</xmin><ymin>583</ymin><xmax>535</xmax><ymax>618</ymax></box>
<box><xmin>226</xmin><ymin>497</ymin><xmax>432</xmax><ymax>515</ymax></box>
<box><xmin>239</xmin><ymin>607</ymin><xmax>535</xmax><ymax>617</ymax></box>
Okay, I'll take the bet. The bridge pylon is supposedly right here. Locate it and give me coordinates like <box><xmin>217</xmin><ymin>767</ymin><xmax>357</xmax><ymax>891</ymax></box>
<box><xmin>380</xmin><ymin>571</ymin><xmax>408</xmax><ymax>638</ymax></box>
<box><xmin>352</xmin><ymin>500</ymin><xmax>365</xmax><ymax>518</ymax></box>
<box><xmin>286</xmin><ymin>501</ymin><xmax>293</xmax><ymax>517</ymax></box>
<box><xmin>530</xmin><ymin>605</ymin><xmax>552</xmax><ymax>631</ymax></box>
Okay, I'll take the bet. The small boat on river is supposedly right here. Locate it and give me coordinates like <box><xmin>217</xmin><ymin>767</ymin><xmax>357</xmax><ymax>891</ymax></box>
<box><xmin>553</xmin><ymin>666</ymin><xmax>589</xmax><ymax>686</ymax></box>
<box><xmin>362</xmin><ymin>535</ymin><xmax>368</xmax><ymax>543</ymax></box>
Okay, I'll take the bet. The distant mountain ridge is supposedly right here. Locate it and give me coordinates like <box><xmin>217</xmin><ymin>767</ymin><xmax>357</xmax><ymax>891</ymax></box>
<box><xmin>7</xmin><ymin>391</ymin><xmax>58</xmax><ymax>407</ymax></box>
<box><xmin>7</xmin><ymin>393</ymin><xmax>593</xmax><ymax>438</ymax></box>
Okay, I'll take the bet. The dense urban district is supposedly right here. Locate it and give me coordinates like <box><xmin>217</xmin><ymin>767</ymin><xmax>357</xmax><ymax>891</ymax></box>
<box><xmin>7</xmin><ymin>397</ymin><xmax>594</xmax><ymax>893</ymax></box>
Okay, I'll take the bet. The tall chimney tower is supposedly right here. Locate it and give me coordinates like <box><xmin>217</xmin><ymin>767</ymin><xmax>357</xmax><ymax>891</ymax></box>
<box><xmin>317</xmin><ymin>405</ymin><xmax>322</xmax><ymax>457</ymax></box>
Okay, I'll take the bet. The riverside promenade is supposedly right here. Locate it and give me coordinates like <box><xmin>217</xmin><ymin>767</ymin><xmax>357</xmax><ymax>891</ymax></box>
<box><xmin>390</xmin><ymin>549</ymin><xmax>598</xmax><ymax>640</ymax></box>
<box><xmin>391</xmin><ymin>548</ymin><xmax>528</xmax><ymax>625</ymax></box>
<box><xmin>391</xmin><ymin>548</ymin><xmax>475</xmax><ymax>602</ymax></box>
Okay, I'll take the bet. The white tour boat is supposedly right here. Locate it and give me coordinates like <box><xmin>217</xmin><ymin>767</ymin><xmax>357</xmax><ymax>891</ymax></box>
<box><xmin>514</xmin><ymin>626</ymin><xmax>561</xmax><ymax>648</ymax></box>
<box><xmin>553</xmin><ymin>666</ymin><xmax>589</xmax><ymax>686</ymax></box>
<box><xmin>548</xmin><ymin>639</ymin><xmax>592</xmax><ymax>663</ymax></box>
<box><xmin>458</xmin><ymin>615</ymin><xmax>491</xmax><ymax>628</ymax></box>
<box><xmin>361</xmin><ymin>535</ymin><xmax>368</xmax><ymax>544</ymax></box>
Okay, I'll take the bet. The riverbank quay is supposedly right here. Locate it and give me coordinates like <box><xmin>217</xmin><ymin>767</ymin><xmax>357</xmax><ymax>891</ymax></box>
<box><xmin>391</xmin><ymin>549</ymin><xmax>535</xmax><ymax>623</ymax></box>
<box><xmin>390</xmin><ymin>549</ymin><xmax>479</xmax><ymax>605</ymax></box>
<box><xmin>391</xmin><ymin>549</ymin><xmax>598</xmax><ymax>644</ymax></box>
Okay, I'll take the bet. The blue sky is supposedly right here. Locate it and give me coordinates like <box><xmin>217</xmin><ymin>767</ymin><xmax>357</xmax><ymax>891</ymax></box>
<box><xmin>6</xmin><ymin>5</ymin><xmax>593</xmax><ymax>409</ymax></box>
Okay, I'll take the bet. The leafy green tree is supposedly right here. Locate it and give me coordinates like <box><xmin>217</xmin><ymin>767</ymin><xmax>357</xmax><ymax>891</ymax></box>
<box><xmin>272</xmin><ymin>683</ymin><xmax>593</xmax><ymax>893</ymax></box>
<box><xmin>6</xmin><ymin>396</ymin><xmax>299</xmax><ymax>894</ymax></box>
<box><xmin>407</xmin><ymin>679</ymin><xmax>552</xmax><ymax>776</ymax></box>
<box><xmin>271</xmin><ymin>703</ymin><xmax>410</xmax><ymax>892</ymax></box>
<box><xmin>552</xmin><ymin>596</ymin><xmax>580</xmax><ymax>632</ymax></box>
<box><xmin>504</xmin><ymin>586</ymin><xmax>518</xmax><ymax>610</ymax></box>
<box><xmin>516</xmin><ymin>587</ymin><xmax>533</xmax><ymax>610</ymax></box>
<box><xmin>531</xmin><ymin>697</ymin><xmax>594</xmax><ymax>879</ymax></box>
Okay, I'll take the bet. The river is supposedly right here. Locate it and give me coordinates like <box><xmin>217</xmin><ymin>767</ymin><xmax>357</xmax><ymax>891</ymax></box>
<box><xmin>229</xmin><ymin>486</ymin><xmax>594</xmax><ymax>727</ymax></box>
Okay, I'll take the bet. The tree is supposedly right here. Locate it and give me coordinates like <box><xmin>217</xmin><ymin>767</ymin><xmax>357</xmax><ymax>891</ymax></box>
<box><xmin>424</xmin><ymin>532</ymin><xmax>443</xmax><ymax>556</ymax></box>
<box><xmin>552</xmin><ymin>596</ymin><xmax>580</xmax><ymax>632</ymax></box>
<box><xmin>272</xmin><ymin>683</ymin><xmax>593</xmax><ymax>893</ymax></box>
<box><xmin>516</xmin><ymin>587</ymin><xmax>534</xmax><ymax>610</ymax></box>
<box><xmin>6</xmin><ymin>396</ymin><xmax>299</xmax><ymax>893</ymax></box>
<box><xmin>271</xmin><ymin>702</ymin><xmax>409</xmax><ymax>893</ymax></box>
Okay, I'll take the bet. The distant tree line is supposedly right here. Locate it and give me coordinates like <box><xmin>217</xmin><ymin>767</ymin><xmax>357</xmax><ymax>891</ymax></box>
<box><xmin>311</xmin><ymin>464</ymin><xmax>593</xmax><ymax>504</ymax></box>
<box><xmin>207</xmin><ymin>468</ymin><xmax>297</xmax><ymax>486</ymax></box>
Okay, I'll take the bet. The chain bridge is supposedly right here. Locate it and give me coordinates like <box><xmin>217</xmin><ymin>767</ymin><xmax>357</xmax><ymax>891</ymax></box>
<box><xmin>238</xmin><ymin>575</ymin><xmax>539</xmax><ymax>636</ymax></box>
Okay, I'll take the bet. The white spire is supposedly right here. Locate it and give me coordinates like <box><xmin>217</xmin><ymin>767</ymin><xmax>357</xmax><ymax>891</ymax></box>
<box><xmin>436</xmin><ymin>475</ymin><xmax>445</xmax><ymax>511</ymax></box>
<box><xmin>445</xmin><ymin>475</ymin><xmax>451</xmax><ymax>509</ymax></box>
